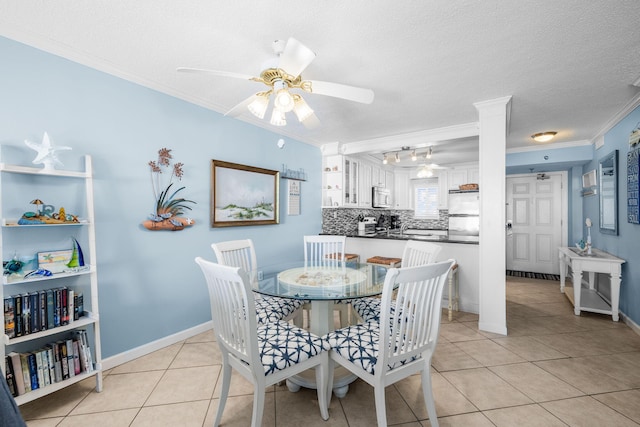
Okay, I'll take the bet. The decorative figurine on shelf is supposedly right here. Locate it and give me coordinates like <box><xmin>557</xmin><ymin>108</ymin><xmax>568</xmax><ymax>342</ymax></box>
<box><xmin>585</xmin><ymin>218</ymin><xmax>592</xmax><ymax>255</ymax></box>
<box><xmin>17</xmin><ymin>200</ymin><xmax>80</xmax><ymax>225</ymax></box>
<box><xmin>64</xmin><ymin>237</ymin><xmax>89</xmax><ymax>272</ymax></box>
<box><xmin>3</xmin><ymin>253</ymin><xmax>24</xmax><ymax>276</ymax></box>
<box><xmin>142</xmin><ymin>148</ymin><xmax>196</xmax><ymax>231</ymax></box>
<box><xmin>24</xmin><ymin>131</ymin><xmax>72</xmax><ymax>171</ymax></box>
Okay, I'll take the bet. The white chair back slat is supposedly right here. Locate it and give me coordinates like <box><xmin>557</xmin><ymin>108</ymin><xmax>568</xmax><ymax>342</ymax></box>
<box><xmin>212</xmin><ymin>239</ymin><xmax>258</xmax><ymax>285</ymax></box>
<box><xmin>401</xmin><ymin>240</ymin><xmax>443</xmax><ymax>268</ymax></box>
<box><xmin>195</xmin><ymin>257</ymin><xmax>260</xmax><ymax>367</ymax></box>
<box><xmin>379</xmin><ymin>260</ymin><xmax>454</xmax><ymax>369</ymax></box>
<box><xmin>303</xmin><ymin>235</ymin><xmax>346</xmax><ymax>269</ymax></box>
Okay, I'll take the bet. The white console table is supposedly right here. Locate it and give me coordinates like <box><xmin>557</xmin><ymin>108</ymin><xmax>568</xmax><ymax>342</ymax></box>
<box><xmin>558</xmin><ymin>247</ymin><xmax>625</xmax><ymax>321</ymax></box>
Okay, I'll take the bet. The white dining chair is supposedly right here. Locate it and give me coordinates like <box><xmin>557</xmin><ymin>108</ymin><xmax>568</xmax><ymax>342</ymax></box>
<box><xmin>326</xmin><ymin>260</ymin><xmax>455</xmax><ymax>427</ymax></box>
<box><xmin>352</xmin><ymin>240</ymin><xmax>443</xmax><ymax>323</ymax></box>
<box><xmin>195</xmin><ymin>257</ymin><xmax>330</xmax><ymax>427</ymax></box>
<box><xmin>212</xmin><ymin>239</ymin><xmax>303</xmax><ymax>325</ymax></box>
<box><xmin>303</xmin><ymin>235</ymin><xmax>347</xmax><ymax>269</ymax></box>
<box><xmin>303</xmin><ymin>235</ymin><xmax>351</xmax><ymax>327</ymax></box>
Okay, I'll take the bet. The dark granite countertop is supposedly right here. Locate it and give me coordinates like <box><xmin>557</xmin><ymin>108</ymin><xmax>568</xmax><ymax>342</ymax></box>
<box><xmin>342</xmin><ymin>231</ymin><xmax>479</xmax><ymax>245</ymax></box>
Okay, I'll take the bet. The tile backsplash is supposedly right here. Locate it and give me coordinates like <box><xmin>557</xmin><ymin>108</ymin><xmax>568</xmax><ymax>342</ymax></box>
<box><xmin>322</xmin><ymin>208</ymin><xmax>449</xmax><ymax>235</ymax></box>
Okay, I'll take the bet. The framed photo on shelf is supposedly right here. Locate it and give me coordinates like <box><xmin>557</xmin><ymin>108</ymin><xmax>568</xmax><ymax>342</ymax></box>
<box><xmin>37</xmin><ymin>249</ymin><xmax>73</xmax><ymax>273</ymax></box>
<box><xmin>211</xmin><ymin>160</ymin><xmax>280</xmax><ymax>227</ymax></box>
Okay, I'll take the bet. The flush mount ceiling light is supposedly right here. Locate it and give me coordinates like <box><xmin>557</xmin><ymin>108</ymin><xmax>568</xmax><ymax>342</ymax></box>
<box><xmin>177</xmin><ymin>37</ymin><xmax>374</xmax><ymax>129</ymax></box>
<box><xmin>531</xmin><ymin>131</ymin><xmax>557</xmax><ymax>143</ymax></box>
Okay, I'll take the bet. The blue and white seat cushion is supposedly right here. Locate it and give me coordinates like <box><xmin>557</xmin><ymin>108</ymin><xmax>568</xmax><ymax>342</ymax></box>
<box><xmin>257</xmin><ymin>320</ymin><xmax>329</xmax><ymax>375</ymax></box>
<box><xmin>325</xmin><ymin>322</ymin><xmax>419</xmax><ymax>375</ymax></box>
<box><xmin>352</xmin><ymin>297</ymin><xmax>396</xmax><ymax>323</ymax></box>
<box><xmin>254</xmin><ymin>295</ymin><xmax>304</xmax><ymax>324</ymax></box>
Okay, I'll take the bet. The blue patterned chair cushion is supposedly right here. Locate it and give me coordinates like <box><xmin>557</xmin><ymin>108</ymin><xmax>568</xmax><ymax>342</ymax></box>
<box><xmin>257</xmin><ymin>320</ymin><xmax>329</xmax><ymax>376</ymax></box>
<box><xmin>352</xmin><ymin>297</ymin><xmax>396</xmax><ymax>323</ymax></box>
<box><xmin>254</xmin><ymin>295</ymin><xmax>304</xmax><ymax>324</ymax></box>
<box><xmin>325</xmin><ymin>322</ymin><xmax>419</xmax><ymax>375</ymax></box>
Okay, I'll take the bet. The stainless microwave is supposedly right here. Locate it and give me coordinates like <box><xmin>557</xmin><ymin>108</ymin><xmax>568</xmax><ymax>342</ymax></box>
<box><xmin>372</xmin><ymin>186</ymin><xmax>392</xmax><ymax>208</ymax></box>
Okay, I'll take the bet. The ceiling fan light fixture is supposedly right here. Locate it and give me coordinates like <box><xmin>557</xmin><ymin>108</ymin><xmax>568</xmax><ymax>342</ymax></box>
<box><xmin>270</xmin><ymin>108</ymin><xmax>287</xmax><ymax>126</ymax></box>
<box><xmin>247</xmin><ymin>93</ymin><xmax>269</xmax><ymax>119</ymax></box>
<box><xmin>272</xmin><ymin>80</ymin><xmax>295</xmax><ymax>112</ymax></box>
<box><xmin>292</xmin><ymin>95</ymin><xmax>314</xmax><ymax>122</ymax></box>
<box><xmin>531</xmin><ymin>131</ymin><xmax>557</xmax><ymax>143</ymax></box>
<box><xmin>417</xmin><ymin>166</ymin><xmax>433</xmax><ymax>178</ymax></box>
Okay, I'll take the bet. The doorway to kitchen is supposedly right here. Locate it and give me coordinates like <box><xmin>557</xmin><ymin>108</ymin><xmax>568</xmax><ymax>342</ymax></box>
<box><xmin>506</xmin><ymin>172</ymin><xmax>567</xmax><ymax>275</ymax></box>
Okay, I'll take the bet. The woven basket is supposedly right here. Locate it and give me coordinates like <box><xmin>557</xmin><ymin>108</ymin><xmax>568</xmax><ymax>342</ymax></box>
<box><xmin>459</xmin><ymin>183</ymin><xmax>479</xmax><ymax>191</ymax></box>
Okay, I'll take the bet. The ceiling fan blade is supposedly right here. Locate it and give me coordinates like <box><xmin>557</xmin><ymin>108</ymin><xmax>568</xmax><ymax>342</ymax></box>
<box><xmin>302</xmin><ymin>113</ymin><xmax>320</xmax><ymax>129</ymax></box>
<box><xmin>176</xmin><ymin>67</ymin><xmax>255</xmax><ymax>81</ymax></box>
<box><xmin>306</xmin><ymin>80</ymin><xmax>375</xmax><ymax>104</ymax></box>
<box><xmin>277</xmin><ymin>37</ymin><xmax>316</xmax><ymax>78</ymax></box>
<box><xmin>224</xmin><ymin>93</ymin><xmax>259</xmax><ymax>117</ymax></box>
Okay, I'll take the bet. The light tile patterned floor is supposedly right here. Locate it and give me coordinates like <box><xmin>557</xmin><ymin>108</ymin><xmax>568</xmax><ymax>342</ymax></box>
<box><xmin>18</xmin><ymin>276</ymin><xmax>640</xmax><ymax>426</ymax></box>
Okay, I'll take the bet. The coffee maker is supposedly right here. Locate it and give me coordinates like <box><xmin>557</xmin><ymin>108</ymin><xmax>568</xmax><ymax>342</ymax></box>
<box><xmin>390</xmin><ymin>215</ymin><xmax>400</xmax><ymax>230</ymax></box>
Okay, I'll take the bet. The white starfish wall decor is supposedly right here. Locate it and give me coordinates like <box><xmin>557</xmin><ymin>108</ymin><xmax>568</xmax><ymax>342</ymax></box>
<box><xmin>24</xmin><ymin>132</ymin><xmax>72</xmax><ymax>170</ymax></box>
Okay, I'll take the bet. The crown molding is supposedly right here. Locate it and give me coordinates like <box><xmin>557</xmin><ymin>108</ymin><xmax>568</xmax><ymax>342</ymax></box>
<box><xmin>506</xmin><ymin>139</ymin><xmax>592</xmax><ymax>154</ymax></box>
<box><xmin>591</xmin><ymin>92</ymin><xmax>640</xmax><ymax>143</ymax></box>
<box><xmin>339</xmin><ymin>122</ymin><xmax>479</xmax><ymax>155</ymax></box>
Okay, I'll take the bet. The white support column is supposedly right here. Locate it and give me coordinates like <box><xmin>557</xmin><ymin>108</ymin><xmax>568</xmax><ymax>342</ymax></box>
<box><xmin>474</xmin><ymin>96</ymin><xmax>511</xmax><ymax>335</ymax></box>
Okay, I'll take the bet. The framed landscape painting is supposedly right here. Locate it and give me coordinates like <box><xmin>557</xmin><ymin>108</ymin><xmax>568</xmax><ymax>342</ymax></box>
<box><xmin>211</xmin><ymin>160</ymin><xmax>280</xmax><ymax>227</ymax></box>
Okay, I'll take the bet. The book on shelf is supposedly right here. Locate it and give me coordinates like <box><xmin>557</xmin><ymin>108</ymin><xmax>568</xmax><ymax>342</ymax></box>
<box><xmin>5</xmin><ymin>355</ymin><xmax>17</xmax><ymax>397</ymax></box>
<box><xmin>39</xmin><ymin>290</ymin><xmax>47</xmax><ymax>332</ymax></box>
<box><xmin>35</xmin><ymin>349</ymin><xmax>45</xmax><ymax>389</ymax></box>
<box><xmin>4</xmin><ymin>296</ymin><xmax>15</xmax><ymax>338</ymax></box>
<box><xmin>76</xmin><ymin>293</ymin><xmax>84</xmax><ymax>318</ymax></box>
<box><xmin>27</xmin><ymin>352</ymin><xmax>39</xmax><ymax>391</ymax></box>
<box><xmin>7</xmin><ymin>352</ymin><xmax>25</xmax><ymax>396</ymax></box>
<box><xmin>61</xmin><ymin>287</ymin><xmax>69</xmax><ymax>326</ymax></box>
<box><xmin>65</xmin><ymin>339</ymin><xmax>75</xmax><ymax>378</ymax></box>
<box><xmin>68</xmin><ymin>289</ymin><xmax>74</xmax><ymax>324</ymax></box>
<box><xmin>46</xmin><ymin>289</ymin><xmax>54</xmax><ymax>329</ymax></box>
<box><xmin>22</xmin><ymin>292</ymin><xmax>30</xmax><ymax>335</ymax></box>
<box><xmin>19</xmin><ymin>353</ymin><xmax>31</xmax><ymax>393</ymax></box>
<box><xmin>45</xmin><ymin>346</ymin><xmax>55</xmax><ymax>387</ymax></box>
<box><xmin>58</xmin><ymin>341</ymin><xmax>69</xmax><ymax>380</ymax></box>
<box><xmin>14</xmin><ymin>294</ymin><xmax>23</xmax><ymax>337</ymax></box>
<box><xmin>29</xmin><ymin>292</ymin><xmax>40</xmax><ymax>333</ymax></box>
<box><xmin>52</xmin><ymin>342</ymin><xmax>63</xmax><ymax>383</ymax></box>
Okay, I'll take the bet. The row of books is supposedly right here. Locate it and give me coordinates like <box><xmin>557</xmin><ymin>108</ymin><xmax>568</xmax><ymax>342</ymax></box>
<box><xmin>3</xmin><ymin>287</ymin><xmax>84</xmax><ymax>338</ymax></box>
<box><xmin>4</xmin><ymin>329</ymin><xmax>94</xmax><ymax>397</ymax></box>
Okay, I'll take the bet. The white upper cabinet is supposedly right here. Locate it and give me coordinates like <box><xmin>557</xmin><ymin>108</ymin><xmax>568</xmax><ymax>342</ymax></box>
<box><xmin>394</xmin><ymin>170</ymin><xmax>411</xmax><ymax>209</ymax></box>
<box><xmin>359</xmin><ymin>161</ymin><xmax>373</xmax><ymax>207</ymax></box>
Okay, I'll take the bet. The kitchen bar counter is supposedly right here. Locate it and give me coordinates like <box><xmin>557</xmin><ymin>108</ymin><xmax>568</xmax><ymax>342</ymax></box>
<box><xmin>340</xmin><ymin>234</ymin><xmax>480</xmax><ymax>314</ymax></box>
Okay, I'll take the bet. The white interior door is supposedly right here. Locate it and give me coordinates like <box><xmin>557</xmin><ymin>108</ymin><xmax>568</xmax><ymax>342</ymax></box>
<box><xmin>506</xmin><ymin>173</ymin><xmax>566</xmax><ymax>274</ymax></box>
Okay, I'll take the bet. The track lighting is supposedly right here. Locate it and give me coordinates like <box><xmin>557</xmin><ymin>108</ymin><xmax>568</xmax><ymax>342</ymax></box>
<box><xmin>380</xmin><ymin>146</ymin><xmax>435</xmax><ymax>164</ymax></box>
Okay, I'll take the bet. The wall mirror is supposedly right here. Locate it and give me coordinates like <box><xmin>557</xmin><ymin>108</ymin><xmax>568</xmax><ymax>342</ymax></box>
<box><xmin>598</xmin><ymin>149</ymin><xmax>618</xmax><ymax>235</ymax></box>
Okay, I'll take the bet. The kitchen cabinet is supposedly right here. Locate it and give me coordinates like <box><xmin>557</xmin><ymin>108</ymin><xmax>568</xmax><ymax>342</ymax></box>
<box><xmin>359</xmin><ymin>161</ymin><xmax>372</xmax><ymax>207</ymax></box>
<box><xmin>344</xmin><ymin>157</ymin><xmax>359</xmax><ymax>206</ymax></box>
<box><xmin>385</xmin><ymin>171</ymin><xmax>394</xmax><ymax>193</ymax></box>
<box><xmin>437</xmin><ymin>170</ymin><xmax>449</xmax><ymax>209</ymax></box>
<box><xmin>394</xmin><ymin>170</ymin><xmax>411</xmax><ymax>209</ymax></box>
<box><xmin>447</xmin><ymin>166</ymin><xmax>479</xmax><ymax>190</ymax></box>
<box><xmin>322</xmin><ymin>155</ymin><xmax>343</xmax><ymax>207</ymax></box>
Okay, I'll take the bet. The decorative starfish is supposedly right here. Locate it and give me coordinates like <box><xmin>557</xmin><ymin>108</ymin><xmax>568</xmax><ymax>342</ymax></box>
<box><xmin>24</xmin><ymin>132</ymin><xmax>72</xmax><ymax>170</ymax></box>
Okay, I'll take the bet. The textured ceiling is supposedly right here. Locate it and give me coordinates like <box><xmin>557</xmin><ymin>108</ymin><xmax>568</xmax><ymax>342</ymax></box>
<box><xmin>2</xmin><ymin>1</ymin><xmax>640</xmax><ymax>167</ymax></box>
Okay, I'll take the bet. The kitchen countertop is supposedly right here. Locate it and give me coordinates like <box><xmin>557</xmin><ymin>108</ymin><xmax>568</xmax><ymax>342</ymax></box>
<box><xmin>341</xmin><ymin>230</ymin><xmax>479</xmax><ymax>245</ymax></box>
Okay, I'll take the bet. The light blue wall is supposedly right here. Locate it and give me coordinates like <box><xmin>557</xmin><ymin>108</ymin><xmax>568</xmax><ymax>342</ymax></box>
<box><xmin>585</xmin><ymin>106</ymin><xmax>640</xmax><ymax>323</ymax></box>
<box><xmin>0</xmin><ymin>37</ymin><xmax>323</xmax><ymax>357</ymax></box>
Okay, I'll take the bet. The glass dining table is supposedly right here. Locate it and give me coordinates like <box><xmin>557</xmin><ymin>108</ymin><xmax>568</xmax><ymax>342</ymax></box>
<box><xmin>253</xmin><ymin>262</ymin><xmax>391</xmax><ymax>397</ymax></box>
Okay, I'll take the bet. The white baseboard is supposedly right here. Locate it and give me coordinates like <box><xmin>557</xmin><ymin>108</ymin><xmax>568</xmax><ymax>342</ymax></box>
<box><xmin>622</xmin><ymin>311</ymin><xmax>640</xmax><ymax>336</ymax></box>
<box><xmin>101</xmin><ymin>321</ymin><xmax>213</xmax><ymax>371</ymax></box>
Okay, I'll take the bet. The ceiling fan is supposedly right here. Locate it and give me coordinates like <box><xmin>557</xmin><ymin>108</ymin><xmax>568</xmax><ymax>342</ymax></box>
<box><xmin>177</xmin><ymin>37</ymin><xmax>375</xmax><ymax>128</ymax></box>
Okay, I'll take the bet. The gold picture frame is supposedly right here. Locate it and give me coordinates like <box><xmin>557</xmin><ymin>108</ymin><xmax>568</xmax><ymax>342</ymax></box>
<box><xmin>211</xmin><ymin>160</ymin><xmax>280</xmax><ymax>227</ymax></box>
